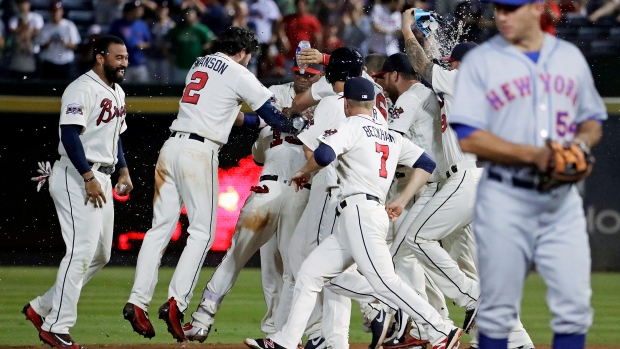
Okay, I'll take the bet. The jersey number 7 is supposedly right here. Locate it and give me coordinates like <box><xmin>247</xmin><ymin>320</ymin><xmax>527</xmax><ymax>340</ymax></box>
<box><xmin>375</xmin><ymin>143</ymin><xmax>389</xmax><ymax>178</ymax></box>
<box><xmin>181</xmin><ymin>71</ymin><xmax>209</xmax><ymax>104</ymax></box>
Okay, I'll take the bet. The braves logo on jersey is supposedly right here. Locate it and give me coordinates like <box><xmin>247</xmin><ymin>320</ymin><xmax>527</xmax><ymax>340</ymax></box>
<box><xmin>323</xmin><ymin>129</ymin><xmax>338</xmax><ymax>136</ymax></box>
<box><xmin>389</xmin><ymin>106</ymin><xmax>405</xmax><ymax>123</ymax></box>
<box><xmin>96</xmin><ymin>98</ymin><xmax>126</xmax><ymax>126</ymax></box>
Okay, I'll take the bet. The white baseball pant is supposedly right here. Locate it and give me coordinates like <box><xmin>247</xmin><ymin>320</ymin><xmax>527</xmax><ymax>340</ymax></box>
<box><xmin>260</xmin><ymin>233</ymin><xmax>284</xmax><ymax>336</ymax></box>
<box><xmin>272</xmin><ymin>196</ymin><xmax>455</xmax><ymax>349</ymax></box>
<box><xmin>191</xmin><ymin>179</ymin><xmax>310</xmax><ymax>329</ymax></box>
<box><xmin>30</xmin><ymin>157</ymin><xmax>114</xmax><ymax>334</ymax></box>
<box><xmin>128</xmin><ymin>136</ymin><xmax>219</xmax><ymax>313</ymax></box>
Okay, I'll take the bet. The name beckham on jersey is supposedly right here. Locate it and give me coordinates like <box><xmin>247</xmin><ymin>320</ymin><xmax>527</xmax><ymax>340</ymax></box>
<box><xmin>486</xmin><ymin>73</ymin><xmax>579</xmax><ymax>111</ymax></box>
<box><xmin>192</xmin><ymin>56</ymin><xmax>229</xmax><ymax>75</ymax></box>
<box><xmin>362</xmin><ymin>125</ymin><xmax>395</xmax><ymax>143</ymax></box>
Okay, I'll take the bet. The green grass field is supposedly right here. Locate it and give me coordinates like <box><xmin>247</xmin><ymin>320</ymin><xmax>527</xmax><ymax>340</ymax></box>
<box><xmin>1</xmin><ymin>267</ymin><xmax>619</xmax><ymax>347</ymax></box>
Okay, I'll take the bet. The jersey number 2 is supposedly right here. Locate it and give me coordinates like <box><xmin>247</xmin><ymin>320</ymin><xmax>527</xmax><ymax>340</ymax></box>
<box><xmin>181</xmin><ymin>71</ymin><xmax>209</xmax><ymax>104</ymax></box>
<box><xmin>375</xmin><ymin>143</ymin><xmax>389</xmax><ymax>178</ymax></box>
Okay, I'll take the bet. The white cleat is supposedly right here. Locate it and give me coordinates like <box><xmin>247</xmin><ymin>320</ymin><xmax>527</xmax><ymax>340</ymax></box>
<box><xmin>183</xmin><ymin>322</ymin><xmax>210</xmax><ymax>343</ymax></box>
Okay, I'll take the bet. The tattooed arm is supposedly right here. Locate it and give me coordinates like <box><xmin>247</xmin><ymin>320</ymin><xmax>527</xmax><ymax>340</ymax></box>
<box><xmin>402</xmin><ymin>8</ymin><xmax>435</xmax><ymax>84</ymax></box>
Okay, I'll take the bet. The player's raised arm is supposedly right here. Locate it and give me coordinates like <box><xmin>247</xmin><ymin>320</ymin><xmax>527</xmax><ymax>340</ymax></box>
<box><xmin>402</xmin><ymin>8</ymin><xmax>435</xmax><ymax>84</ymax></box>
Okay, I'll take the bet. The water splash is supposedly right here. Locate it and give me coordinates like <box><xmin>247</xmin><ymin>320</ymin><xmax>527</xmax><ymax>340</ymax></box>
<box><xmin>426</xmin><ymin>17</ymin><xmax>471</xmax><ymax>62</ymax></box>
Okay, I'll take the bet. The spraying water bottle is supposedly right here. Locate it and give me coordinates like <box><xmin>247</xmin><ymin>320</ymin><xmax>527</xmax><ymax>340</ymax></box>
<box><xmin>414</xmin><ymin>9</ymin><xmax>439</xmax><ymax>37</ymax></box>
<box><xmin>296</xmin><ymin>40</ymin><xmax>311</xmax><ymax>74</ymax></box>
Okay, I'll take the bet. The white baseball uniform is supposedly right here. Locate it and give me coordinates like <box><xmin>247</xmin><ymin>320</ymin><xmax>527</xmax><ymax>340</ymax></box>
<box><xmin>187</xmin><ymin>82</ymin><xmax>312</xmax><ymax>336</ymax></box>
<box><xmin>29</xmin><ymin>70</ymin><xmax>127</xmax><ymax>334</ymax></box>
<box><xmin>127</xmin><ymin>52</ymin><xmax>275</xmax><ymax>315</ymax></box>
<box><xmin>271</xmin><ymin>112</ymin><xmax>459</xmax><ymax>349</ymax></box>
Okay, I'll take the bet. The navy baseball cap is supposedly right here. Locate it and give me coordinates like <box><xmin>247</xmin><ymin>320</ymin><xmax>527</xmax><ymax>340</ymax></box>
<box><xmin>481</xmin><ymin>0</ymin><xmax>541</xmax><ymax>6</ymax></box>
<box><xmin>371</xmin><ymin>53</ymin><xmax>415</xmax><ymax>78</ymax></box>
<box><xmin>441</xmin><ymin>42</ymin><xmax>478</xmax><ymax>62</ymax></box>
<box><xmin>291</xmin><ymin>58</ymin><xmax>322</xmax><ymax>75</ymax></box>
<box><xmin>342</xmin><ymin>77</ymin><xmax>375</xmax><ymax>101</ymax></box>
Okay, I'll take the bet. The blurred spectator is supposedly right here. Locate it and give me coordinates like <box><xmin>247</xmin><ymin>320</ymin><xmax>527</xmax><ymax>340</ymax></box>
<box><xmin>256</xmin><ymin>43</ymin><xmax>286</xmax><ymax>78</ymax></box>
<box><xmin>367</xmin><ymin>0</ymin><xmax>403</xmax><ymax>56</ymax></box>
<box><xmin>201</xmin><ymin>0</ymin><xmax>234</xmax><ymax>36</ymax></box>
<box><xmin>340</xmin><ymin>0</ymin><xmax>371</xmax><ymax>56</ymax></box>
<box><xmin>93</xmin><ymin>0</ymin><xmax>125</xmax><ymax>28</ymax></box>
<box><xmin>165</xmin><ymin>6</ymin><xmax>215</xmax><ymax>83</ymax></box>
<box><xmin>558</xmin><ymin>0</ymin><xmax>588</xmax><ymax>16</ymax></box>
<box><xmin>323</xmin><ymin>24</ymin><xmax>343</xmax><ymax>53</ymax></box>
<box><xmin>8</xmin><ymin>0</ymin><xmax>43</xmax><ymax>52</ymax></box>
<box><xmin>453</xmin><ymin>0</ymin><xmax>494</xmax><ymax>43</ymax></box>
<box><xmin>148</xmin><ymin>1</ymin><xmax>176</xmax><ymax>84</ymax></box>
<box><xmin>588</xmin><ymin>0</ymin><xmax>620</xmax><ymax>22</ymax></box>
<box><xmin>231</xmin><ymin>0</ymin><xmax>251</xmax><ymax>28</ymax></box>
<box><xmin>540</xmin><ymin>0</ymin><xmax>562</xmax><ymax>35</ymax></box>
<box><xmin>37</xmin><ymin>1</ymin><xmax>81</xmax><ymax>80</ymax></box>
<box><xmin>0</xmin><ymin>17</ymin><xmax>6</xmax><ymax>57</ymax></box>
<box><xmin>77</xmin><ymin>24</ymin><xmax>103</xmax><ymax>73</ymax></box>
<box><xmin>276</xmin><ymin>0</ymin><xmax>316</xmax><ymax>16</ymax></box>
<box><xmin>248</xmin><ymin>0</ymin><xmax>282</xmax><ymax>45</ymax></box>
<box><xmin>6</xmin><ymin>14</ymin><xmax>37</xmax><ymax>79</ymax></box>
<box><xmin>109</xmin><ymin>1</ymin><xmax>152</xmax><ymax>83</ymax></box>
<box><xmin>315</xmin><ymin>0</ymin><xmax>344</xmax><ymax>26</ymax></box>
<box><xmin>180</xmin><ymin>0</ymin><xmax>207</xmax><ymax>16</ymax></box>
<box><xmin>277</xmin><ymin>0</ymin><xmax>322</xmax><ymax>78</ymax></box>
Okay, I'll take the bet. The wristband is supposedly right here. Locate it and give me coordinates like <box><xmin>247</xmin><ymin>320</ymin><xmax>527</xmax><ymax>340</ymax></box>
<box><xmin>321</xmin><ymin>53</ymin><xmax>330</xmax><ymax>66</ymax></box>
<box><xmin>84</xmin><ymin>176</ymin><xmax>96</xmax><ymax>183</ymax></box>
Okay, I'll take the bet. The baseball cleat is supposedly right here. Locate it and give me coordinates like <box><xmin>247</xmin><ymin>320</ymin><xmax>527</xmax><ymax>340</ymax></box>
<box><xmin>383</xmin><ymin>312</ymin><xmax>429</xmax><ymax>349</ymax></box>
<box><xmin>432</xmin><ymin>327</ymin><xmax>463</xmax><ymax>349</ymax></box>
<box><xmin>368</xmin><ymin>306</ymin><xmax>394</xmax><ymax>349</ymax></box>
<box><xmin>22</xmin><ymin>303</ymin><xmax>44</xmax><ymax>332</ymax></box>
<box><xmin>463</xmin><ymin>303</ymin><xmax>478</xmax><ymax>333</ymax></box>
<box><xmin>512</xmin><ymin>344</ymin><xmax>535</xmax><ymax>349</ymax></box>
<box><xmin>304</xmin><ymin>336</ymin><xmax>326</xmax><ymax>349</ymax></box>
<box><xmin>39</xmin><ymin>331</ymin><xmax>83</xmax><ymax>349</ymax></box>
<box><xmin>244</xmin><ymin>338</ymin><xmax>287</xmax><ymax>349</ymax></box>
<box><xmin>123</xmin><ymin>302</ymin><xmax>155</xmax><ymax>339</ymax></box>
<box><xmin>158</xmin><ymin>297</ymin><xmax>187</xmax><ymax>343</ymax></box>
<box><xmin>183</xmin><ymin>322</ymin><xmax>211</xmax><ymax>343</ymax></box>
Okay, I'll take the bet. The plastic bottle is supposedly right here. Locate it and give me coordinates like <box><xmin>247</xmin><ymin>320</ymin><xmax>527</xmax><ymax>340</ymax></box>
<box><xmin>296</xmin><ymin>40</ymin><xmax>311</xmax><ymax>74</ymax></box>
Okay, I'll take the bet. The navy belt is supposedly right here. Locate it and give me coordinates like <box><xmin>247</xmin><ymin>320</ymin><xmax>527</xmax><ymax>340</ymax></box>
<box><xmin>339</xmin><ymin>194</ymin><xmax>380</xmax><ymax>209</ymax></box>
<box><xmin>88</xmin><ymin>162</ymin><xmax>115</xmax><ymax>175</ymax></box>
<box><xmin>170</xmin><ymin>131</ymin><xmax>205</xmax><ymax>142</ymax></box>
<box><xmin>260</xmin><ymin>174</ymin><xmax>311</xmax><ymax>190</ymax></box>
<box><xmin>487</xmin><ymin>170</ymin><xmax>537</xmax><ymax>190</ymax></box>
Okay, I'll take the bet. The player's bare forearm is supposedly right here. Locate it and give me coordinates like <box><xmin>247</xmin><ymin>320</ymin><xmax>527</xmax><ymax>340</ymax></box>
<box><xmin>402</xmin><ymin>8</ymin><xmax>434</xmax><ymax>83</ymax></box>
<box><xmin>459</xmin><ymin>129</ymin><xmax>552</xmax><ymax>171</ymax></box>
<box><xmin>386</xmin><ymin>167</ymin><xmax>431</xmax><ymax>221</ymax></box>
<box><xmin>290</xmin><ymin>89</ymin><xmax>319</xmax><ymax>116</ymax></box>
<box><xmin>574</xmin><ymin>119</ymin><xmax>603</xmax><ymax>149</ymax></box>
<box><xmin>290</xmin><ymin>154</ymin><xmax>323</xmax><ymax>191</ymax></box>
<box><xmin>303</xmin><ymin>144</ymin><xmax>314</xmax><ymax>160</ymax></box>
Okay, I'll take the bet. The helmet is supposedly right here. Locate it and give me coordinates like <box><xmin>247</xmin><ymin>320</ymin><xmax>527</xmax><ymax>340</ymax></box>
<box><xmin>325</xmin><ymin>47</ymin><xmax>363</xmax><ymax>84</ymax></box>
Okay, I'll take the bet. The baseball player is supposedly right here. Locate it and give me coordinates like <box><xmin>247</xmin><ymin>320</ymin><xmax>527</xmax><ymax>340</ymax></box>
<box><xmin>122</xmin><ymin>26</ymin><xmax>308</xmax><ymax>343</ymax></box>
<box><xmin>244</xmin><ymin>77</ymin><xmax>463</xmax><ymax>349</ymax></box>
<box><xmin>22</xmin><ymin>35</ymin><xmax>133</xmax><ymax>349</ymax></box>
<box><xmin>449</xmin><ymin>0</ymin><xmax>607</xmax><ymax>347</ymax></box>
<box><xmin>180</xmin><ymin>61</ymin><xmax>322</xmax><ymax>343</ymax></box>
<box><xmin>283</xmin><ymin>47</ymin><xmax>369</xmax><ymax>349</ymax></box>
<box><xmin>401</xmin><ymin>10</ymin><xmax>536</xmax><ymax>348</ymax></box>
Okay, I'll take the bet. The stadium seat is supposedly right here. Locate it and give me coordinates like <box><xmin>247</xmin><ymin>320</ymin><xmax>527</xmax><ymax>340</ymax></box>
<box><xmin>610</xmin><ymin>28</ymin><xmax>620</xmax><ymax>42</ymax></box>
<box><xmin>563</xmin><ymin>16</ymin><xmax>590</xmax><ymax>28</ymax></box>
<box><xmin>577</xmin><ymin>27</ymin><xmax>608</xmax><ymax>41</ymax></box>
<box><xmin>556</xmin><ymin>27</ymin><xmax>579</xmax><ymax>41</ymax></box>
<box><xmin>67</xmin><ymin>10</ymin><xmax>95</xmax><ymax>25</ymax></box>
<box><xmin>590</xmin><ymin>40</ymin><xmax>620</xmax><ymax>55</ymax></box>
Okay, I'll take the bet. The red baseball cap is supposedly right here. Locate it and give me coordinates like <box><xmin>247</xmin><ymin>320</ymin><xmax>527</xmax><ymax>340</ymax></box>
<box><xmin>290</xmin><ymin>58</ymin><xmax>322</xmax><ymax>75</ymax></box>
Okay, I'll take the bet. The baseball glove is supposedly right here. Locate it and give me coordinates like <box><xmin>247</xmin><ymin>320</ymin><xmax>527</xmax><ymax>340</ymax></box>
<box><xmin>539</xmin><ymin>140</ymin><xmax>594</xmax><ymax>191</ymax></box>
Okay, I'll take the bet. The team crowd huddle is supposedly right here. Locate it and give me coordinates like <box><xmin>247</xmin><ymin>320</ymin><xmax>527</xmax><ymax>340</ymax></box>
<box><xmin>21</xmin><ymin>0</ymin><xmax>607</xmax><ymax>348</ymax></box>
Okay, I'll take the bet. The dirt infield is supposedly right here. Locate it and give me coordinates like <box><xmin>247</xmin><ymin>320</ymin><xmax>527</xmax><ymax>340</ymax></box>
<box><xmin>3</xmin><ymin>344</ymin><xmax>619</xmax><ymax>349</ymax></box>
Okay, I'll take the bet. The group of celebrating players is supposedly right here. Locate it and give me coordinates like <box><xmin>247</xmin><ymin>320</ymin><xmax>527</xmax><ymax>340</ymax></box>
<box><xmin>23</xmin><ymin>0</ymin><xmax>607</xmax><ymax>348</ymax></box>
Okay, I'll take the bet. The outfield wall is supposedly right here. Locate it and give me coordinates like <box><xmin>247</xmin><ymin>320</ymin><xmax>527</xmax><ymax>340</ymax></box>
<box><xmin>0</xmin><ymin>90</ymin><xmax>618</xmax><ymax>270</ymax></box>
